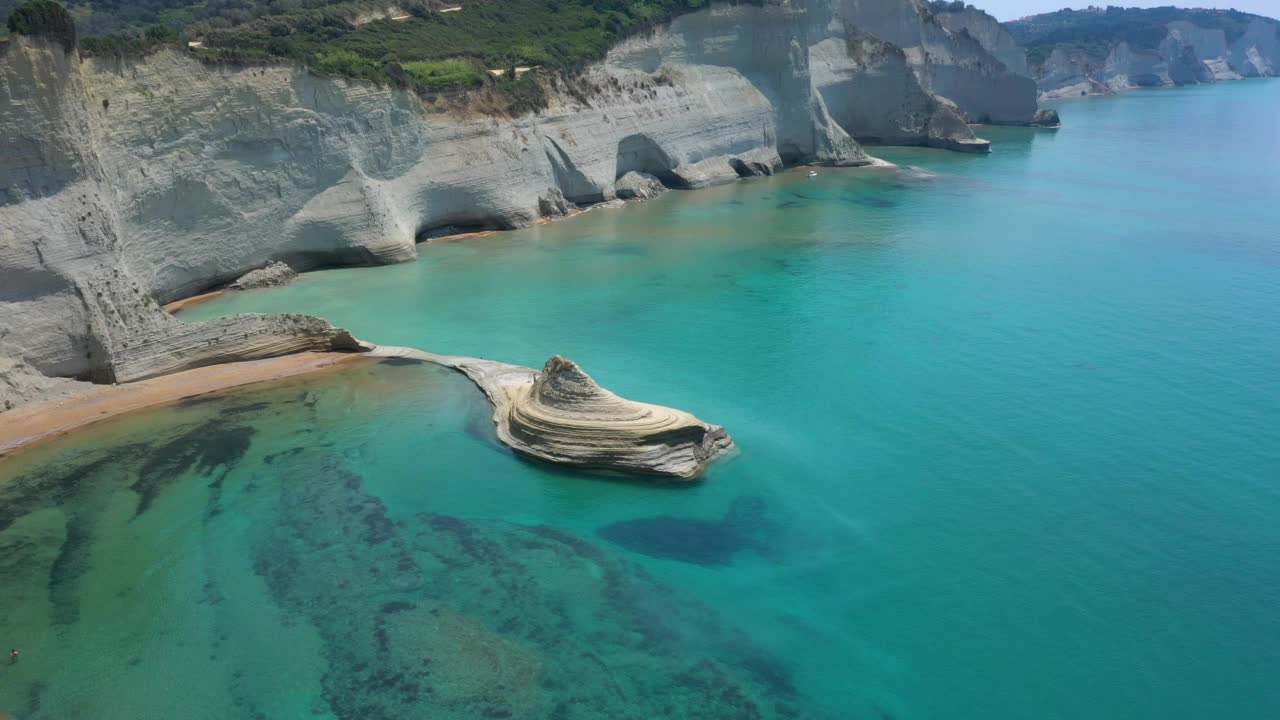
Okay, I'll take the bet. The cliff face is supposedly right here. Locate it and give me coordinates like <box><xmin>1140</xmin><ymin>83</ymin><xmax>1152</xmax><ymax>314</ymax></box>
<box><xmin>0</xmin><ymin>36</ymin><xmax>370</xmax><ymax>387</ymax></box>
<box><xmin>837</xmin><ymin>0</ymin><xmax>1039</xmax><ymax>124</ymax></box>
<box><xmin>1233</xmin><ymin>18</ymin><xmax>1280</xmax><ymax>77</ymax></box>
<box><xmin>810</xmin><ymin>31</ymin><xmax>987</xmax><ymax>151</ymax></box>
<box><xmin>1</xmin><ymin>0</ymin><xmax>1044</xmax><ymax>392</ymax></box>
<box><xmin>1025</xmin><ymin>17</ymin><xmax>1280</xmax><ymax>100</ymax></box>
<box><xmin>930</xmin><ymin>4</ymin><xmax>1030</xmax><ymax>77</ymax></box>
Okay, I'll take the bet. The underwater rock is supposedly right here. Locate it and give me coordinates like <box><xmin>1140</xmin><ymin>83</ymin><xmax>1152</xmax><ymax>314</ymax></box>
<box><xmin>597</xmin><ymin>496</ymin><xmax>776</xmax><ymax>566</ymax></box>
<box><xmin>369</xmin><ymin>348</ymin><xmax>734</xmax><ymax>479</ymax></box>
<box><xmin>598</xmin><ymin>513</ymin><xmax>743</xmax><ymax>565</ymax></box>
<box><xmin>131</xmin><ymin>418</ymin><xmax>255</xmax><ymax>517</ymax></box>
<box><xmin>253</xmin><ymin>454</ymin><xmax>815</xmax><ymax>718</ymax></box>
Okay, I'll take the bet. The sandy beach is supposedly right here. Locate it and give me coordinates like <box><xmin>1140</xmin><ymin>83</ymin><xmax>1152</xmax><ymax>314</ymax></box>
<box><xmin>162</xmin><ymin>289</ymin><xmax>226</xmax><ymax>314</ymax></box>
<box><xmin>0</xmin><ymin>351</ymin><xmax>368</xmax><ymax>458</ymax></box>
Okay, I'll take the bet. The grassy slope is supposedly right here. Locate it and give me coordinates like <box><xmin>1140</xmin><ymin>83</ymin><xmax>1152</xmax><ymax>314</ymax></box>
<box><xmin>8</xmin><ymin>0</ymin><xmax>720</xmax><ymax>77</ymax></box>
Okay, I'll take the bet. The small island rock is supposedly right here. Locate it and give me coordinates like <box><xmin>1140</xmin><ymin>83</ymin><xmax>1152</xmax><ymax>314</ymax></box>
<box><xmin>614</xmin><ymin>171</ymin><xmax>669</xmax><ymax>201</ymax></box>
<box><xmin>370</xmin><ymin>348</ymin><xmax>733</xmax><ymax>479</ymax></box>
<box><xmin>229</xmin><ymin>261</ymin><xmax>298</xmax><ymax>291</ymax></box>
<box><xmin>1031</xmin><ymin>108</ymin><xmax>1062</xmax><ymax>128</ymax></box>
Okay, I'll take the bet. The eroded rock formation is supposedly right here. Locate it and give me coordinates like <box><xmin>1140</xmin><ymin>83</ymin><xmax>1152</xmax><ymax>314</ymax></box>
<box><xmin>371</xmin><ymin>348</ymin><xmax>733</xmax><ymax>478</ymax></box>
<box><xmin>613</xmin><ymin>171</ymin><xmax>668</xmax><ymax>200</ymax></box>
<box><xmin>227</xmin><ymin>260</ymin><xmax>299</xmax><ymax>290</ymax></box>
<box><xmin>507</xmin><ymin>355</ymin><xmax>733</xmax><ymax>478</ymax></box>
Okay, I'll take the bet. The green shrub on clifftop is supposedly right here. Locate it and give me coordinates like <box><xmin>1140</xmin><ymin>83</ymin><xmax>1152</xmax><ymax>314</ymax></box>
<box><xmin>402</xmin><ymin>59</ymin><xmax>485</xmax><ymax>90</ymax></box>
<box><xmin>2</xmin><ymin>0</ymin><xmax>764</xmax><ymax>111</ymax></box>
<box><xmin>6</xmin><ymin>0</ymin><xmax>76</xmax><ymax>50</ymax></box>
<box><xmin>313</xmin><ymin>48</ymin><xmax>384</xmax><ymax>83</ymax></box>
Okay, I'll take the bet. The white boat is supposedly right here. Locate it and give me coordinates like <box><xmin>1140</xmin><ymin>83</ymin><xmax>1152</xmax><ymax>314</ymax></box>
<box><xmin>807</xmin><ymin>170</ymin><xmax>818</xmax><ymax>178</ymax></box>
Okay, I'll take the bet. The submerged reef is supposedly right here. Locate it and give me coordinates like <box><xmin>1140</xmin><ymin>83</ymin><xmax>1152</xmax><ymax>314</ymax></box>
<box><xmin>255</xmin><ymin>454</ymin><xmax>817</xmax><ymax>719</ymax></box>
<box><xmin>0</xmin><ymin>366</ymin><xmax>812</xmax><ymax>718</ymax></box>
<box><xmin>598</xmin><ymin>496</ymin><xmax>779</xmax><ymax>566</ymax></box>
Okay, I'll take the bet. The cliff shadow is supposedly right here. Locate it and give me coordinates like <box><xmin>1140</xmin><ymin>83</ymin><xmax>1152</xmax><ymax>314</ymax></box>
<box><xmin>614</xmin><ymin>134</ymin><xmax>685</xmax><ymax>188</ymax></box>
<box><xmin>543</xmin><ymin>136</ymin><xmax>607</xmax><ymax>204</ymax></box>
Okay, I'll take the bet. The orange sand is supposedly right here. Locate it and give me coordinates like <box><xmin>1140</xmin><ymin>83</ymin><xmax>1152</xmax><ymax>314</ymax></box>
<box><xmin>0</xmin><ymin>352</ymin><xmax>368</xmax><ymax>458</ymax></box>
<box><xmin>163</xmin><ymin>289</ymin><xmax>225</xmax><ymax>314</ymax></box>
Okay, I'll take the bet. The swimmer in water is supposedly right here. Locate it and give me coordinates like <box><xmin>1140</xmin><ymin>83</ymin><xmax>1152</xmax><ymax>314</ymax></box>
<box><xmin>8</xmin><ymin>648</ymin><xmax>16</xmax><ymax>664</ymax></box>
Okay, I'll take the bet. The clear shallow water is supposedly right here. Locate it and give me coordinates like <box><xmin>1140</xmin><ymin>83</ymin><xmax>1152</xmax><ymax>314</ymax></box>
<box><xmin>5</xmin><ymin>79</ymin><xmax>1280</xmax><ymax>719</ymax></box>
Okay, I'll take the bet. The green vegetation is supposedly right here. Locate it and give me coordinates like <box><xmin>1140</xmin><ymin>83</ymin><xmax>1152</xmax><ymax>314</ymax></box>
<box><xmin>3</xmin><ymin>0</ymin><xmax>731</xmax><ymax>105</ymax></box>
<box><xmin>401</xmin><ymin>59</ymin><xmax>484</xmax><ymax>89</ymax></box>
<box><xmin>312</xmin><ymin>48</ymin><xmax>386</xmax><ymax>82</ymax></box>
<box><xmin>6</xmin><ymin>0</ymin><xmax>76</xmax><ymax>49</ymax></box>
<box><xmin>1006</xmin><ymin>6</ymin><xmax>1265</xmax><ymax>68</ymax></box>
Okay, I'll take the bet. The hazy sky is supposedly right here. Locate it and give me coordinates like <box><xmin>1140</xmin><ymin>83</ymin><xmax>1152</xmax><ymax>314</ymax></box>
<box><xmin>977</xmin><ymin>1</ymin><xmax>1279</xmax><ymax>22</ymax></box>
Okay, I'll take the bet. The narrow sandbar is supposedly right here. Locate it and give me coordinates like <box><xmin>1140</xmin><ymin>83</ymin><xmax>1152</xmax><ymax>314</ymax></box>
<box><xmin>162</xmin><ymin>289</ymin><xmax>226</xmax><ymax>314</ymax></box>
<box><xmin>0</xmin><ymin>352</ymin><xmax>366</xmax><ymax>458</ymax></box>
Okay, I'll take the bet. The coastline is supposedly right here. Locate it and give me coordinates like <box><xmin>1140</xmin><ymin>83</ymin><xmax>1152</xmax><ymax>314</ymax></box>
<box><xmin>166</xmin><ymin>162</ymin><xmax>894</xmax><ymax>315</ymax></box>
<box><xmin>162</xmin><ymin>289</ymin><xmax>226</xmax><ymax>314</ymax></box>
<box><xmin>0</xmin><ymin>351</ymin><xmax>367</xmax><ymax>459</ymax></box>
<box><xmin>1038</xmin><ymin>74</ymin><xmax>1279</xmax><ymax>103</ymax></box>
<box><xmin>7</xmin><ymin>162</ymin><xmax>891</xmax><ymax>458</ymax></box>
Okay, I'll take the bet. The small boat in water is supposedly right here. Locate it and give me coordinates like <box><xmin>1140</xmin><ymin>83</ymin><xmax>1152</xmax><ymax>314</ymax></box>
<box><xmin>807</xmin><ymin>170</ymin><xmax>818</xmax><ymax>178</ymax></box>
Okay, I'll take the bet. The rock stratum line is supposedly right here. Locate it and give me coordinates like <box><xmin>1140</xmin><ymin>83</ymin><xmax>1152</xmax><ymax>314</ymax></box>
<box><xmin>370</xmin><ymin>347</ymin><xmax>734</xmax><ymax>479</ymax></box>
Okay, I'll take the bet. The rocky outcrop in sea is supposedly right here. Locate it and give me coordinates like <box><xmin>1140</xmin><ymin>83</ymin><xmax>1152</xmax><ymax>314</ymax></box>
<box><xmin>371</xmin><ymin>348</ymin><xmax>734</xmax><ymax>478</ymax></box>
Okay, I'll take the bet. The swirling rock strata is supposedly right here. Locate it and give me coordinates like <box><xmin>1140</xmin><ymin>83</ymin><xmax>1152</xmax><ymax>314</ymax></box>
<box><xmin>506</xmin><ymin>356</ymin><xmax>733</xmax><ymax>478</ymax></box>
<box><xmin>372</xmin><ymin>348</ymin><xmax>733</xmax><ymax>479</ymax></box>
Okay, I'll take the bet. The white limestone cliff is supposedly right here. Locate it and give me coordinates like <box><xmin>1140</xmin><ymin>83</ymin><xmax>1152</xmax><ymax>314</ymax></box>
<box><xmin>0</xmin><ymin>36</ymin><xmax>368</xmax><ymax>391</ymax></box>
<box><xmin>810</xmin><ymin>31</ymin><xmax>988</xmax><ymax>151</ymax></box>
<box><xmin>1</xmin><ymin>0</ymin><xmax>1045</xmax><ymax>399</ymax></box>
<box><xmin>1030</xmin><ymin>17</ymin><xmax>1280</xmax><ymax>100</ymax></box>
<box><xmin>836</xmin><ymin>0</ymin><xmax>1039</xmax><ymax>124</ymax></box>
<box><xmin>1167</xmin><ymin>21</ymin><xmax>1240</xmax><ymax>81</ymax></box>
<box><xmin>1231</xmin><ymin>18</ymin><xmax>1280</xmax><ymax>77</ymax></box>
<box><xmin>929</xmin><ymin>3</ymin><xmax>1030</xmax><ymax>77</ymax></box>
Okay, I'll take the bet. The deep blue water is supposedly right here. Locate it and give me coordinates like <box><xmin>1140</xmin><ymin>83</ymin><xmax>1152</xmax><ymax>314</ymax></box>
<box><xmin>3</xmin><ymin>79</ymin><xmax>1279</xmax><ymax>719</ymax></box>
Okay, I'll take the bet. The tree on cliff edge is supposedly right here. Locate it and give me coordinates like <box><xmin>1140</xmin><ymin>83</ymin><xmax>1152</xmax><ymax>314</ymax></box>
<box><xmin>6</xmin><ymin>0</ymin><xmax>77</xmax><ymax>51</ymax></box>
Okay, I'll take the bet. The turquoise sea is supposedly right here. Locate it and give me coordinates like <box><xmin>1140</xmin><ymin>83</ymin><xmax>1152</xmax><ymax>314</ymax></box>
<box><xmin>3</xmin><ymin>79</ymin><xmax>1279</xmax><ymax>719</ymax></box>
